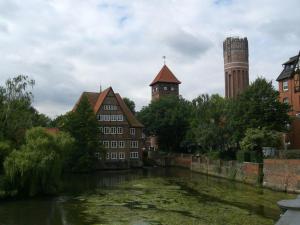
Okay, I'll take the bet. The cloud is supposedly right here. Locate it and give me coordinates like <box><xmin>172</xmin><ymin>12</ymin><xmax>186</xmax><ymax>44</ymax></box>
<box><xmin>0</xmin><ymin>0</ymin><xmax>299</xmax><ymax>118</ymax></box>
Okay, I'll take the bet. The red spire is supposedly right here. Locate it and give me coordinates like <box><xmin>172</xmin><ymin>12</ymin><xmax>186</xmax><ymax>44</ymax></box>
<box><xmin>150</xmin><ymin>65</ymin><xmax>181</xmax><ymax>86</ymax></box>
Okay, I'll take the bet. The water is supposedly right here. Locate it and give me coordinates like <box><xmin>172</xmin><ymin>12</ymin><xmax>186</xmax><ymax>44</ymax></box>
<box><xmin>0</xmin><ymin>168</ymin><xmax>295</xmax><ymax>225</ymax></box>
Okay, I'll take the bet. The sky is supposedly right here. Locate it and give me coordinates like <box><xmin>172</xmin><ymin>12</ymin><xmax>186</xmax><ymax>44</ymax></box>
<box><xmin>0</xmin><ymin>0</ymin><xmax>299</xmax><ymax>118</ymax></box>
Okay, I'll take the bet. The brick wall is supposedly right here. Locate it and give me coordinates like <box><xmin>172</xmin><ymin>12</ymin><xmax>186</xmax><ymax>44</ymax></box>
<box><xmin>263</xmin><ymin>159</ymin><xmax>300</xmax><ymax>193</ymax></box>
<box><xmin>191</xmin><ymin>156</ymin><xmax>262</xmax><ymax>185</ymax></box>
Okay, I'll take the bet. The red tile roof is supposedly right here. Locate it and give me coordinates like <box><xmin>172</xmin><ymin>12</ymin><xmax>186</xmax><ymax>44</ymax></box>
<box><xmin>73</xmin><ymin>87</ymin><xmax>144</xmax><ymax>128</ymax></box>
<box><xmin>150</xmin><ymin>65</ymin><xmax>181</xmax><ymax>86</ymax></box>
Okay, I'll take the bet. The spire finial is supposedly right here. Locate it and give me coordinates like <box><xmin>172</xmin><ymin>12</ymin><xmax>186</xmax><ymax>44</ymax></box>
<box><xmin>162</xmin><ymin>56</ymin><xmax>166</xmax><ymax>65</ymax></box>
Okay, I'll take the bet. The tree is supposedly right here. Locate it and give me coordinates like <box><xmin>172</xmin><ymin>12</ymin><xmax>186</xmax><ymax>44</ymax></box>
<box><xmin>229</xmin><ymin>77</ymin><xmax>291</xmax><ymax>145</ymax></box>
<box><xmin>240</xmin><ymin>128</ymin><xmax>281</xmax><ymax>153</ymax></box>
<box><xmin>62</xmin><ymin>95</ymin><xmax>102</xmax><ymax>172</ymax></box>
<box><xmin>123</xmin><ymin>97</ymin><xmax>136</xmax><ymax>114</ymax></box>
<box><xmin>0</xmin><ymin>75</ymin><xmax>35</xmax><ymax>145</ymax></box>
<box><xmin>31</xmin><ymin>107</ymin><xmax>52</xmax><ymax>127</ymax></box>
<box><xmin>4</xmin><ymin>127</ymin><xmax>74</xmax><ymax>197</ymax></box>
<box><xmin>187</xmin><ymin>94</ymin><xmax>231</xmax><ymax>153</ymax></box>
<box><xmin>137</xmin><ymin>96</ymin><xmax>191</xmax><ymax>152</ymax></box>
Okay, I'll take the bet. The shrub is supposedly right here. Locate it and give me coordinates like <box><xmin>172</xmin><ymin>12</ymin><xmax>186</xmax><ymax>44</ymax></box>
<box><xmin>236</xmin><ymin>151</ymin><xmax>251</xmax><ymax>163</ymax></box>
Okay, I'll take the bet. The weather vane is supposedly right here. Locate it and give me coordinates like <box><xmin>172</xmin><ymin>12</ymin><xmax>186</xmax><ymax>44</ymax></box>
<box><xmin>162</xmin><ymin>56</ymin><xmax>166</xmax><ymax>65</ymax></box>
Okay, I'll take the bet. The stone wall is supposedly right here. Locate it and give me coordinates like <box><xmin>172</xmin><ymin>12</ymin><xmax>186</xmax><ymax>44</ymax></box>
<box><xmin>263</xmin><ymin>159</ymin><xmax>300</xmax><ymax>193</ymax></box>
<box><xmin>191</xmin><ymin>156</ymin><xmax>262</xmax><ymax>185</ymax></box>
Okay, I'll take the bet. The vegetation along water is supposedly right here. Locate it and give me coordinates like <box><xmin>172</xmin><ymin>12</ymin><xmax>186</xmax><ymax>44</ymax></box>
<box><xmin>0</xmin><ymin>167</ymin><xmax>295</xmax><ymax>225</ymax></box>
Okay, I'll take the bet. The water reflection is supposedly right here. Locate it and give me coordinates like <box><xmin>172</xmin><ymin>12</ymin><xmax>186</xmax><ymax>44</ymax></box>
<box><xmin>0</xmin><ymin>168</ymin><xmax>295</xmax><ymax>225</ymax></box>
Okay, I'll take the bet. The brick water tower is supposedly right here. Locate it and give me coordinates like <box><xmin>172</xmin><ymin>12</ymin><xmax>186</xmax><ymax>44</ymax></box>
<box><xmin>223</xmin><ymin>37</ymin><xmax>249</xmax><ymax>98</ymax></box>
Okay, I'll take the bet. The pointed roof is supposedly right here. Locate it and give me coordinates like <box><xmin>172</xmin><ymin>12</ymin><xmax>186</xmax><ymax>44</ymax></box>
<box><xmin>73</xmin><ymin>87</ymin><xmax>143</xmax><ymax>128</ymax></box>
<box><xmin>150</xmin><ymin>65</ymin><xmax>181</xmax><ymax>86</ymax></box>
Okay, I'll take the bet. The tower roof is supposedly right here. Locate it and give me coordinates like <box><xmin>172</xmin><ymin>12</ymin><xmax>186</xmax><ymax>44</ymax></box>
<box><xmin>150</xmin><ymin>65</ymin><xmax>181</xmax><ymax>86</ymax></box>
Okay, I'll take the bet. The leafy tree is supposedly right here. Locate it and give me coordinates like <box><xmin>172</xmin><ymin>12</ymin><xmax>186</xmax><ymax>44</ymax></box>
<box><xmin>229</xmin><ymin>77</ymin><xmax>290</xmax><ymax>145</ymax></box>
<box><xmin>240</xmin><ymin>127</ymin><xmax>281</xmax><ymax>159</ymax></box>
<box><xmin>123</xmin><ymin>97</ymin><xmax>136</xmax><ymax>114</ymax></box>
<box><xmin>31</xmin><ymin>107</ymin><xmax>52</xmax><ymax>127</ymax></box>
<box><xmin>137</xmin><ymin>96</ymin><xmax>191</xmax><ymax>152</ymax></box>
<box><xmin>4</xmin><ymin>127</ymin><xmax>74</xmax><ymax>197</ymax></box>
<box><xmin>0</xmin><ymin>75</ymin><xmax>35</xmax><ymax>145</ymax></box>
<box><xmin>187</xmin><ymin>94</ymin><xmax>231</xmax><ymax>153</ymax></box>
<box><xmin>0</xmin><ymin>141</ymin><xmax>12</xmax><ymax>173</ymax></box>
<box><xmin>62</xmin><ymin>95</ymin><xmax>102</xmax><ymax>172</ymax></box>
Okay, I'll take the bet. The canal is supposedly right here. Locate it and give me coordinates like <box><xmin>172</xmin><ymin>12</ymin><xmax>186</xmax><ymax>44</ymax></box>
<box><xmin>0</xmin><ymin>167</ymin><xmax>295</xmax><ymax>225</ymax></box>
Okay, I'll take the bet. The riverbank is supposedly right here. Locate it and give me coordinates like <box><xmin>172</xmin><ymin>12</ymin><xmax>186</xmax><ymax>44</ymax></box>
<box><xmin>148</xmin><ymin>152</ymin><xmax>300</xmax><ymax>193</ymax></box>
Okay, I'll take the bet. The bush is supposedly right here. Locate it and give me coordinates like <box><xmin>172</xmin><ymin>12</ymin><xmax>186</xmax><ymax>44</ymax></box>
<box><xmin>236</xmin><ymin>151</ymin><xmax>251</xmax><ymax>163</ymax></box>
<box><xmin>206</xmin><ymin>151</ymin><xmax>221</xmax><ymax>160</ymax></box>
<box><xmin>236</xmin><ymin>151</ymin><xmax>263</xmax><ymax>163</ymax></box>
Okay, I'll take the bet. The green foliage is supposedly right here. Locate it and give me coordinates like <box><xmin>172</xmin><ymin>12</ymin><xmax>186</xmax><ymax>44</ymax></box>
<box><xmin>62</xmin><ymin>94</ymin><xmax>102</xmax><ymax>172</ymax></box>
<box><xmin>0</xmin><ymin>141</ymin><xmax>12</xmax><ymax>173</ymax></box>
<box><xmin>187</xmin><ymin>94</ymin><xmax>231</xmax><ymax>153</ymax></box>
<box><xmin>3</xmin><ymin>127</ymin><xmax>74</xmax><ymax>197</ymax></box>
<box><xmin>0</xmin><ymin>75</ymin><xmax>35</xmax><ymax>145</ymax></box>
<box><xmin>236</xmin><ymin>151</ymin><xmax>251</xmax><ymax>163</ymax></box>
<box><xmin>240</xmin><ymin>127</ymin><xmax>281</xmax><ymax>153</ymax></box>
<box><xmin>229</xmin><ymin>77</ymin><xmax>290</xmax><ymax>143</ymax></box>
<box><xmin>123</xmin><ymin>97</ymin><xmax>136</xmax><ymax>114</ymax></box>
<box><xmin>137</xmin><ymin>96</ymin><xmax>191</xmax><ymax>152</ymax></box>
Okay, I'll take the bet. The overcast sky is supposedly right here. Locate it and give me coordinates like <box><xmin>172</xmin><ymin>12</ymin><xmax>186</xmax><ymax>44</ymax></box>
<box><xmin>0</xmin><ymin>0</ymin><xmax>299</xmax><ymax>118</ymax></box>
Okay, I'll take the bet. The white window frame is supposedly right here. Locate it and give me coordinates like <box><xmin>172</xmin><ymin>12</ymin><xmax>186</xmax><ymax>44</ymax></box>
<box><xmin>130</xmin><ymin>152</ymin><xmax>139</xmax><ymax>159</ymax></box>
<box><xmin>164</xmin><ymin>86</ymin><xmax>168</xmax><ymax>91</ymax></box>
<box><xmin>283</xmin><ymin>80</ymin><xmax>289</xmax><ymax>91</ymax></box>
<box><xmin>130</xmin><ymin>128</ymin><xmax>136</xmax><ymax>135</ymax></box>
<box><xmin>118</xmin><ymin>115</ymin><xmax>123</xmax><ymax>121</ymax></box>
<box><xmin>111</xmin><ymin>152</ymin><xmax>118</xmax><ymax>160</ymax></box>
<box><xmin>130</xmin><ymin>141</ymin><xmax>138</xmax><ymax>148</ymax></box>
<box><xmin>106</xmin><ymin>152</ymin><xmax>110</xmax><ymax>159</ymax></box>
<box><xmin>111</xmin><ymin>127</ymin><xmax>117</xmax><ymax>134</ymax></box>
<box><xmin>119</xmin><ymin>152</ymin><xmax>125</xmax><ymax>160</ymax></box>
<box><xmin>104</xmin><ymin>127</ymin><xmax>110</xmax><ymax>134</ymax></box>
<box><xmin>117</xmin><ymin>127</ymin><xmax>123</xmax><ymax>134</ymax></box>
<box><xmin>171</xmin><ymin>87</ymin><xmax>175</xmax><ymax>91</ymax></box>
<box><xmin>111</xmin><ymin>141</ymin><xmax>118</xmax><ymax>148</ymax></box>
<box><xmin>103</xmin><ymin>141</ymin><xmax>110</xmax><ymax>148</ymax></box>
<box><xmin>119</xmin><ymin>141</ymin><xmax>125</xmax><ymax>148</ymax></box>
<box><xmin>99</xmin><ymin>127</ymin><xmax>104</xmax><ymax>133</ymax></box>
<box><xmin>283</xmin><ymin>97</ymin><xmax>289</xmax><ymax>104</ymax></box>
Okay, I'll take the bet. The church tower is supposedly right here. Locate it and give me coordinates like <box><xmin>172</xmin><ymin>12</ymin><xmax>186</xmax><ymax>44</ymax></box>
<box><xmin>223</xmin><ymin>37</ymin><xmax>249</xmax><ymax>98</ymax></box>
<box><xmin>150</xmin><ymin>65</ymin><xmax>181</xmax><ymax>101</ymax></box>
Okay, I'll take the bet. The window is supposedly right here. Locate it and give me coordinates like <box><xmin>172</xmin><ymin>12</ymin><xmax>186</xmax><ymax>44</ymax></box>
<box><xmin>118</xmin><ymin>115</ymin><xmax>124</xmax><ymax>121</ymax></box>
<box><xmin>111</xmin><ymin>115</ymin><xmax>117</xmax><ymax>121</ymax></box>
<box><xmin>117</xmin><ymin>127</ymin><xmax>123</xmax><ymax>134</ymax></box>
<box><xmin>171</xmin><ymin>87</ymin><xmax>175</xmax><ymax>91</ymax></box>
<box><xmin>130</xmin><ymin>141</ymin><xmax>138</xmax><ymax>148</ymax></box>
<box><xmin>104</xmin><ymin>105</ymin><xmax>118</xmax><ymax>110</ymax></box>
<box><xmin>119</xmin><ymin>141</ymin><xmax>125</xmax><ymax>148</ymax></box>
<box><xmin>99</xmin><ymin>127</ymin><xmax>104</xmax><ymax>133</ymax></box>
<box><xmin>106</xmin><ymin>152</ymin><xmax>110</xmax><ymax>159</ymax></box>
<box><xmin>95</xmin><ymin>152</ymin><xmax>101</xmax><ymax>160</ymax></box>
<box><xmin>295</xmin><ymin>74</ymin><xmax>300</xmax><ymax>92</ymax></box>
<box><xmin>130</xmin><ymin>128</ymin><xmax>136</xmax><ymax>135</ymax></box>
<box><xmin>130</xmin><ymin>152</ymin><xmax>139</xmax><ymax>159</ymax></box>
<box><xmin>104</xmin><ymin>127</ymin><xmax>110</xmax><ymax>134</ymax></box>
<box><xmin>119</xmin><ymin>152</ymin><xmax>125</xmax><ymax>159</ymax></box>
<box><xmin>103</xmin><ymin>141</ymin><xmax>109</xmax><ymax>148</ymax></box>
<box><xmin>111</xmin><ymin>127</ymin><xmax>117</xmax><ymax>134</ymax></box>
<box><xmin>111</xmin><ymin>152</ymin><xmax>118</xmax><ymax>159</ymax></box>
<box><xmin>111</xmin><ymin>141</ymin><xmax>118</xmax><ymax>148</ymax></box>
<box><xmin>164</xmin><ymin>86</ymin><xmax>168</xmax><ymax>91</ymax></box>
<box><xmin>283</xmin><ymin>97</ymin><xmax>289</xmax><ymax>104</ymax></box>
<box><xmin>283</xmin><ymin>80</ymin><xmax>289</xmax><ymax>91</ymax></box>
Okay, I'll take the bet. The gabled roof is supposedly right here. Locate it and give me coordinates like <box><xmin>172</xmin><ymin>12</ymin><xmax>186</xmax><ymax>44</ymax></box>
<box><xmin>73</xmin><ymin>87</ymin><xmax>144</xmax><ymax>128</ymax></box>
<box><xmin>276</xmin><ymin>52</ymin><xmax>300</xmax><ymax>81</ymax></box>
<box><xmin>150</xmin><ymin>65</ymin><xmax>181</xmax><ymax>86</ymax></box>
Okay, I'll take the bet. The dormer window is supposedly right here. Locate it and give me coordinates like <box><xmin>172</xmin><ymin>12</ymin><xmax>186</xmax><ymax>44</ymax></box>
<box><xmin>283</xmin><ymin>80</ymin><xmax>289</xmax><ymax>91</ymax></box>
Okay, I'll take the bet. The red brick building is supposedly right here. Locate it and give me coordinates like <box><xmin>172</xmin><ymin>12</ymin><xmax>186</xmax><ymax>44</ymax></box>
<box><xmin>74</xmin><ymin>87</ymin><xmax>144</xmax><ymax>167</ymax></box>
<box><xmin>276</xmin><ymin>52</ymin><xmax>300</xmax><ymax>149</ymax></box>
<box><xmin>150</xmin><ymin>64</ymin><xmax>181</xmax><ymax>101</ymax></box>
<box><xmin>223</xmin><ymin>37</ymin><xmax>249</xmax><ymax>98</ymax></box>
